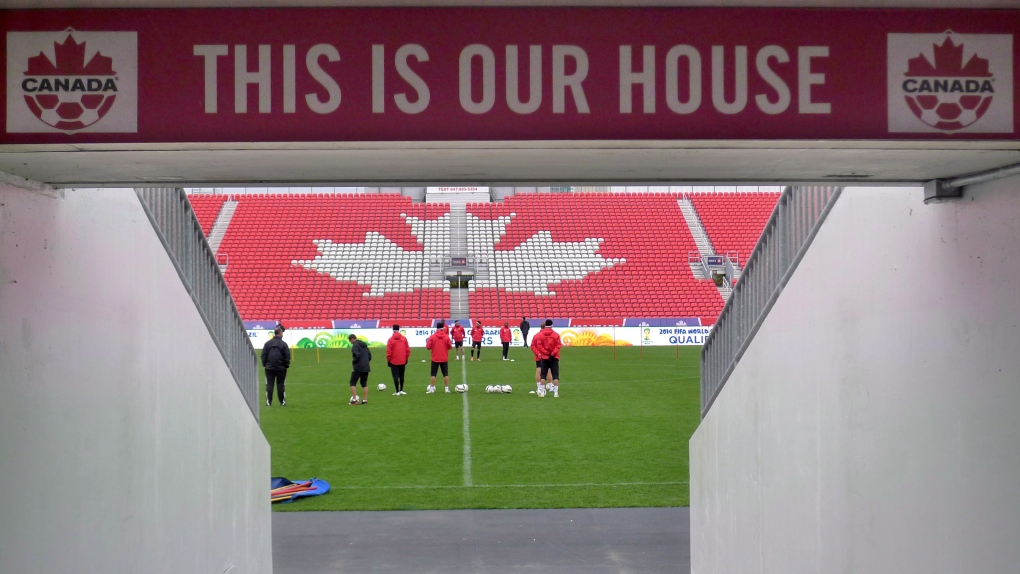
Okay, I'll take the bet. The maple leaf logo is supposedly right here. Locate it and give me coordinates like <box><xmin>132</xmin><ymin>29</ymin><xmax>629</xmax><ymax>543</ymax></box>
<box><xmin>25</xmin><ymin>34</ymin><xmax>116</xmax><ymax>77</ymax></box>
<box><xmin>292</xmin><ymin>212</ymin><xmax>624</xmax><ymax>296</ymax></box>
<box><xmin>905</xmin><ymin>37</ymin><xmax>992</xmax><ymax>78</ymax></box>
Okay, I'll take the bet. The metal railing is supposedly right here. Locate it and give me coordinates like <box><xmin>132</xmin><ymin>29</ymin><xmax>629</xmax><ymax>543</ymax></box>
<box><xmin>136</xmin><ymin>187</ymin><xmax>260</xmax><ymax>422</ymax></box>
<box><xmin>700</xmin><ymin>186</ymin><xmax>843</xmax><ymax>418</ymax></box>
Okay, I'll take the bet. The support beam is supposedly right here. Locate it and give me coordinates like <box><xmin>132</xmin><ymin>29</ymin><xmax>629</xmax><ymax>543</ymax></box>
<box><xmin>0</xmin><ymin>170</ymin><xmax>61</xmax><ymax>199</ymax></box>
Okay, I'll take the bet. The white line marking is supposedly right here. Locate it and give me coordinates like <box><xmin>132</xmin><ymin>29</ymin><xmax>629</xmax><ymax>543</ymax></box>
<box><xmin>338</xmin><ymin>481</ymin><xmax>688</xmax><ymax>491</ymax></box>
<box><xmin>461</xmin><ymin>355</ymin><xmax>472</xmax><ymax>487</ymax></box>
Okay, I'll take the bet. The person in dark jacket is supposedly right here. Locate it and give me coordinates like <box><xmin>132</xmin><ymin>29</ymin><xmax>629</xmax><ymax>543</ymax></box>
<box><xmin>261</xmin><ymin>326</ymin><xmax>291</xmax><ymax>406</ymax></box>
<box><xmin>348</xmin><ymin>334</ymin><xmax>372</xmax><ymax>405</ymax></box>
<box><xmin>520</xmin><ymin>317</ymin><xmax>531</xmax><ymax>346</ymax></box>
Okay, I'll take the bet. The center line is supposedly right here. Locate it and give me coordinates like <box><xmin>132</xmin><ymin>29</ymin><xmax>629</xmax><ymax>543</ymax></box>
<box><xmin>461</xmin><ymin>355</ymin><xmax>472</xmax><ymax>487</ymax></box>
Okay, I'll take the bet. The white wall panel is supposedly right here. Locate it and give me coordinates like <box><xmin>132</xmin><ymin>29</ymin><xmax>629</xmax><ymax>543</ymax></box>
<box><xmin>691</xmin><ymin>180</ymin><xmax>1020</xmax><ymax>573</ymax></box>
<box><xmin>0</xmin><ymin>186</ymin><xmax>271</xmax><ymax>573</ymax></box>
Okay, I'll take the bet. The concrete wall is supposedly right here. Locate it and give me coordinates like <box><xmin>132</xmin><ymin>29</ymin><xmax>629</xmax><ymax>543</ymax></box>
<box><xmin>0</xmin><ymin>186</ymin><xmax>271</xmax><ymax>573</ymax></box>
<box><xmin>691</xmin><ymin>180</ymin><xmax>1020</xmax><ymax>573</ymax></box>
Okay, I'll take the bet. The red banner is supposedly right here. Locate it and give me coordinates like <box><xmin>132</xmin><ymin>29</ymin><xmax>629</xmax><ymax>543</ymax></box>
<box><xmin>1</xmin><ymin>8</ymin><xmax>1016</xmax><ymax>143</ymax></box>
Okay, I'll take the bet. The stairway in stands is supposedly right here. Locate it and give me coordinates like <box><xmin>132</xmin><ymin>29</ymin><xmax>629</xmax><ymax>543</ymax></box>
<box><xmin>428</xmin><ymin>190</ymin><xmax>490</xmax><ymax>319</ymax></box>
<box><xmin>450</xmin><ymin>287</ymin><xmax>469</xmax><ymax>319</ymax></box>
<box><xmin>207</xmin><ymin>200</ymin><xmax>238</xmax><ymax>254</ymax></box>
<box><xmin>678</xmin><ymin>197</ymin><xmax>733</xmax><ymax>300</ymax></box>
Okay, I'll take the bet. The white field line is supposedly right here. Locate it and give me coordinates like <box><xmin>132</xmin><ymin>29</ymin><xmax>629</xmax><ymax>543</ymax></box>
<box><xmin>461</xmin><ymin>355</ymin><xmax>472</xmax><ymax>487</ymax></box>
<box><xmin>339</xmin><ymin>481</ymin><xmax>688</xmax><ymax>490</ymax></box>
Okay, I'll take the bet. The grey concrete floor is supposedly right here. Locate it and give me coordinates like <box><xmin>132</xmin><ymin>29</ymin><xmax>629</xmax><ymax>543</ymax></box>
<box><xmin>273</xmin><ymin>507</ymin><xmax>689</xmax><ymax>573</ymax></box>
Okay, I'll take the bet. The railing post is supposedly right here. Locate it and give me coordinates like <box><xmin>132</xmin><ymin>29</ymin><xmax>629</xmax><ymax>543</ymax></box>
<box><xmin>700</xmin><ymin>186</ymin><xmax>843</xmax><ymax>418</ymax></box>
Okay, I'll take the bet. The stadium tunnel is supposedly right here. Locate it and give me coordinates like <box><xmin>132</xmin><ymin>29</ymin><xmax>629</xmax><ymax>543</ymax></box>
<box><xmin>2</xmin><ymin>1</ymin><xmax>1020</xmax><ymax>573</ymax></box>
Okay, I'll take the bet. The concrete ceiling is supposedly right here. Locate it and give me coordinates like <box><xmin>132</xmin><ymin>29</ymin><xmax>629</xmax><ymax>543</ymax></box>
<box><xmin>2</xmin><ymin>1</ymin><xmax>1018</xmax><ymax>187</ymax></box>
<box><xmin>2</xmin><ymin>140</ymin><xmax>1016</xmax><ymax>187</ymax></box>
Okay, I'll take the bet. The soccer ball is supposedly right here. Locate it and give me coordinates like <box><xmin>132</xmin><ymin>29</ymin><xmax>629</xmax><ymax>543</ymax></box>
<box><xmin>485</xmin><ymin>385</ymin><xmax>494</xmax><ymax>393</ymax></box>
<box><xmin>907</xmin><ymin>93</ymin><xmax>992</xmax><ymax>131</ymax></box>
<box><xmin>501</xmin><ymin>385</ymin><xmax>512</xmax><ymax>393</ymax></box>
<box><xmin>426</xmin><ymin>385</ymin><xmax>435</xmax><ymax>394</ymax></box>
<box><xmin>545</xmin><ymin>382</ymin><xmax>556</xmax><ymax>392</ymax></box>
<box><xmin>26</xmin><ymin>92</ymin><xmax>118</xmax><ymax>132</ymax></box>
<box><xmin>510</xmin><ymin>359</ymin><xmax>515</xmax><ymax>362</ymax></box>
<box><xmin>455</xmin><ymin>384</ymin><xmax>467</xmax><ymax>393</ymax></box>
<box><xmin>537</xmin><ymin>388</ymin><xmax>546</xmax><ymax>398</ymax></box>
<box><xmin>377</xmin><ymin>383</ymin><xmax>386</xmax><ymax>392</ymax></box>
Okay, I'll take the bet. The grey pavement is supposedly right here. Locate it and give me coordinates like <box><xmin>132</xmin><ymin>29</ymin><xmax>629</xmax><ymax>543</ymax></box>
<box><xmin>273</xmin><ymin>507</ymin><xmax>689</xmax><ymax>573</ymax></box>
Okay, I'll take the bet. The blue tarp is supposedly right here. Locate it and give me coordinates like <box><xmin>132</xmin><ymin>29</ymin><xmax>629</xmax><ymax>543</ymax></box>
<box><xmin>271</xmin><ymin>477</ymin><xmax>331</xmax><ymax>503</ymax></box>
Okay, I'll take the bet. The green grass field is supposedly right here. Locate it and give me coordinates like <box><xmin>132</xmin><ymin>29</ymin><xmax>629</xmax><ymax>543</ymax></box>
<box><xmin>261</xmin><ymin>345</ymin><xmax>701</xmax><ymax>511</ymax></box>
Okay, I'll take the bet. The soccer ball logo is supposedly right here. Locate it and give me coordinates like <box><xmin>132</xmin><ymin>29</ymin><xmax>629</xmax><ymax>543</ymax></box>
<box><xmin>902</xmin><ymin>37</ymin><xmax>995</xmax><ymax>132</ymax></box>
<box><xmin>21</xmin><ymin>32</ymin><xmax>119</xmax><ymax>132</ymax></box>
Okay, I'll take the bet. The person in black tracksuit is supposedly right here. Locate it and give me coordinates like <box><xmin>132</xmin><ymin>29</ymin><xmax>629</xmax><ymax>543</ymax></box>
<box><xmin>262</xmin><ymin>326</ymin><xmax>291</xmax><ymax>406</ymax></box>
<box><xmin>348</xmin><ymin>334</ymin><xmax>372</xmax><ymax>405</ymax></box>
<box><xmin>520</xmin><ymin>317</ymin><xmax>531</xmax><ymax>346</ymax></box>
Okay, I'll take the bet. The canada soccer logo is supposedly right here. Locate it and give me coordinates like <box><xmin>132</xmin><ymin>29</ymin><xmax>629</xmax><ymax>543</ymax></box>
<box><xmin>7</xmin><ymin>30</ymin><xmax>137</xmax><ymax>134</ymax></box>
<box><xmin>22</xmin><ymin>34</ymin><xmax>119</xmax><ymax>131</ymax></box>
<box><xmin>888</xmin><ymin>32</ymin><xmax>1013</xmax><ymax>134</ymax></box>
<box><xmin>903</xmin><ymin>38</ymin><xmax>994</xmax><ymax>131</ymax></box>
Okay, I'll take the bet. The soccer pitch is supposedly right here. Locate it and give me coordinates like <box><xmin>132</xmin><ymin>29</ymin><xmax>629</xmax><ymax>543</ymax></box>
<box><xmin>261</xmin><ymin>345</ymin><xmax>701</xmax><ymax>511</ymax></box>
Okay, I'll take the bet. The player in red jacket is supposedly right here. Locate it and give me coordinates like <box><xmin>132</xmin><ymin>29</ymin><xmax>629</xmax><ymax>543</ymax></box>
<box><xmin>532</xmin><ymin>320</ymin><xmax>562</xmax><ymax>397</ymax></box>
<box><xmin>451</xmin><ymin>320</ymin><xmax>467</xmax><ymax>361</ymax></box>
<box><xmin>425</xmin><ymin>321</ymin><xmax>454</xmax><ymax>393</ymax></box>
<box><xmin>500</xmin><ymin>322</ymin><xmax>512</xmax><ymax>360</ymax></box>
<box><xmin>470</xmin><ymin>320</ymin><xmax>484</xmax><ymax>361</ymax></box>
<box><xmin>385</xmin><ymin>324</ymin><xmax>411</xmax><ymax>395</ymax></box>
<box><xmin>531</xmin><ymin>334</ymin><xmax>553</xmax><ymax>394</ymax></box>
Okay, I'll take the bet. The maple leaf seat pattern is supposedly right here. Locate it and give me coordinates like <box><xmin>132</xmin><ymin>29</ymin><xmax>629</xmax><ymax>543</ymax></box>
<box><xmin>197</xmin><ymin>191</ymin><xmax>777</xmax><ymax>323</ymax></box>
<box><xmin>212</xmin><ymin>194</ymin><xmax>450</xmax><ymax>322</ymax></box>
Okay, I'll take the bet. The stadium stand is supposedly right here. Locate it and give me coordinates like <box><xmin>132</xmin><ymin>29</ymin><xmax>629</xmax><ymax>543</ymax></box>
<box><xmin>210</xmin><ymin>193</ymin><xmax>450</xmax><ymax>321</ymax></box>
<box><xmin>190</xmin><ymin>191</ymin><xmax>779</xmax><ymax>323</ymax></box>
<box><xmin>466</xmin><ymin>193</ymin><xmax>725</xmax><ymax>320</ymax></box>
<box><xmin>188</xmin><ymin>193</ymin><xmax>228</xmax><ymax>236</ymax></box>
<box><xmin>691</xmin><ymin>191</ymin><xmax>780</xmax><ymax>266</ymax></box>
